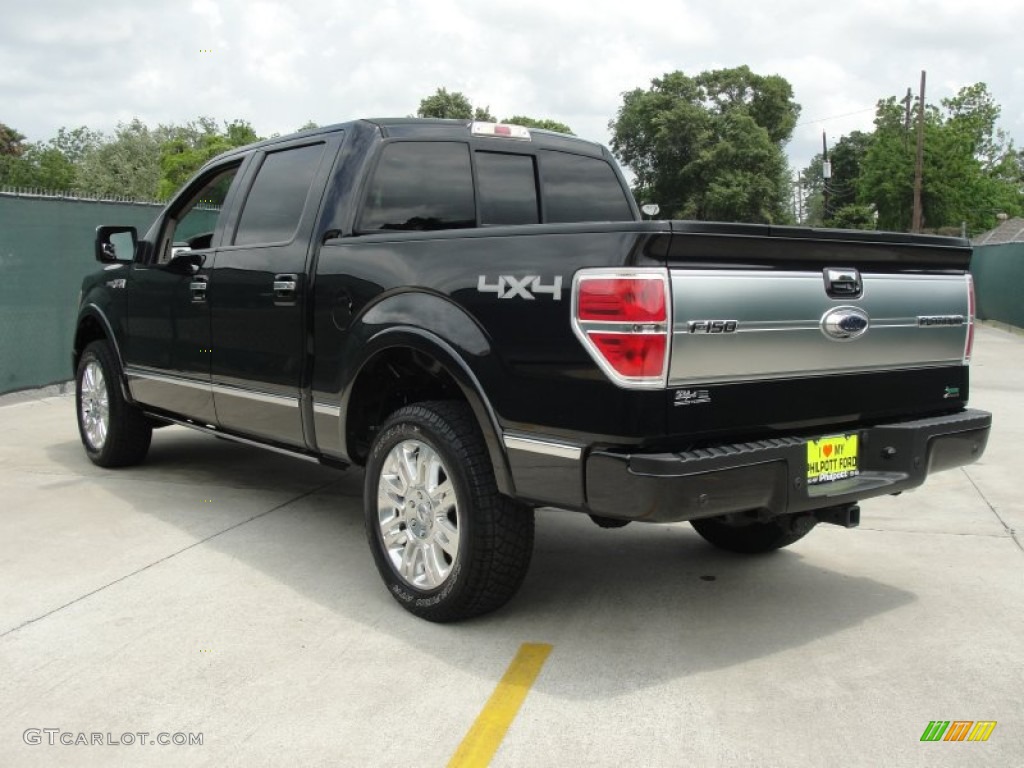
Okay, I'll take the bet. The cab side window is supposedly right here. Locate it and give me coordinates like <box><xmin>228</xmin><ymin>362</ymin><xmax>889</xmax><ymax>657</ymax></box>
<box><xmin>233</xmin><ymin>143</ymin><xmax>325</xmax><ymax>246</ymax></box>
<box><xmin>538</xmin><ymin>150</ymin><xmax>632</xmax><ymax>223</ymax></box>
<box><xmin>358</xmin><ymin>142</ymin><xmax>475</xmax><ymax>232</ymax></box>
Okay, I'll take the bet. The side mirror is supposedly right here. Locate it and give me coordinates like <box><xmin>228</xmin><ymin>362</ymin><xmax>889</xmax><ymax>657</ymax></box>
<box><xmin>95</xmin><ymin>225</ymin><xmax>138</xmax><ymax>263</ymax></box>
<box><xmin>165</xmin><ymin>250</ymin><xmax>205</xmax><ymax>275</ymax></box>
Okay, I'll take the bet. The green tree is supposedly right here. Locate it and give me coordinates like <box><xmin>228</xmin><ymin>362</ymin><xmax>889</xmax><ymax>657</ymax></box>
<box><xmin>76</xmin><ymin>119</ymin><xmax>165</xmax><ymax>199</ymax></box>
<box><xmin>858</xmin><ymin>83</ymin><xmax>1022</xmax><ymax>233</ymax></box>
<box><xmin>0</xmin><ymin>124</ymin><xmax>102</xmax><ymax>190</ymax></box>
<box><xmin>0</xmin><ymin>123</ymin><xmax>26</xmax><ymax>156</ymax></box>
<box><xmin>417</xmin><ymin>87</ymin><xmax>496</xmax><ymax>121</ymax></box>
<box><xmin>51</xmin><ymin>126</ymin><xmax>104</xmax><ymax>166</ymax></box>
<box><xmin>157</xmin><ymin>118</ymin><xmax>259</xmax><ymax>199</ymax></box>
<box><xmin>18</xmin><ymin>145</ymin><xmax>77</xmax><ymax>189</ymax></box>
<box><xmin>609</xmin><ymin>66</ymin><xmax>800</xmax><ymax>223</ymax></box>
<box><xmin>800</xmin><ymin>130</ymin><xmax>872</xmax><ymax>226</ymax></box>
<box><xmin>474</xmin><ymin>106</ymin><xmax>497</xmax><ymax>122</ymax></box>
<box><xmin>418</xmin><ymin>87</ymin><xmax>475</xmax><ymax>119</ymax></box>
<box><xmin>502</xmin><ymin>115</ymin><xmax>573</xmax><ymax>135</ymax></box>
<box><xmin>797</xmin><ymin>155</ymin><xmax>824</xmax><ymax>225</ymax></box>
<box><xmin>830</xmin><ymin>203</ymin><xmax>876</xmax><ymax>229</ymax></box>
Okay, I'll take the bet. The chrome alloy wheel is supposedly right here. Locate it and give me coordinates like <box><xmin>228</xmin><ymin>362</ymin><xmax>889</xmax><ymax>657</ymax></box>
<box><xmin>80</xmin><ymin>361</ymin><xmax>110</xmax><ymax>451</ymax></box>
<box><xmin>377</xmin><ymin>439</ymin><xmax>460</xmax><ymax>590</ymax></box>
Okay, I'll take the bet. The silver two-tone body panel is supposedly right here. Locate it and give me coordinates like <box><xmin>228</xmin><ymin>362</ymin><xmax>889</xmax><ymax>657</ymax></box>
<box><xmin>668</xmin><ymin>270</ymin><xmax>971</xmax><ymax>386</ymax></box>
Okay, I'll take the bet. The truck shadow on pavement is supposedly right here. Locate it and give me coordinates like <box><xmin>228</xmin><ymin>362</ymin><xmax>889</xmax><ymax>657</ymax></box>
<box><xmin>42</xmin><ymin>426</ymin><xmax>914</xmax><ymax>701</ymax></box>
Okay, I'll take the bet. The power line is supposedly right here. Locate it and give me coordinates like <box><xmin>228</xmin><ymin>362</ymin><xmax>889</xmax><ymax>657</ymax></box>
<box><xmin>795</xmin><ymin>107</ymin><xmax>875</xmax><ymax>128</ymax></box>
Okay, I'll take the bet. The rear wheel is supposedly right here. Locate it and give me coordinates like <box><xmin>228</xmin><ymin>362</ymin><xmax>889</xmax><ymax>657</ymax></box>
<box><xmin>364</xmin><ymin>401</ymin><xmax>534</xmax><ymax>622</ymax></box>
<box><xmin>76</xmin><ymin>340</ymin><xmax>152</xmax><ymax>467</ymax></box>
<box><xmin>690</xmin><ymin>512</ymin><xmax>816</xmax><ymax>554</ymax></box>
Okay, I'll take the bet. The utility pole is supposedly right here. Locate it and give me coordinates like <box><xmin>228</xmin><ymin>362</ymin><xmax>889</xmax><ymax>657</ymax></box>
<box><xmin>912</xmin><ymin>70</ymin><xmax>926</xmax><ymax>233</ymax></box>
<box><xmin>821</xmin><ymin>132</ymin><xmax>830</xmax><ymax>222</ymax></box>
<box><xmin>902</xmin><ymin>87</ymin><xmax>913</xmax><ymax>149</ymax></box>
<box><xmin>795</xmin><ymin>171</ymin><xmax>804</xmax><ymax>223</ymax></box>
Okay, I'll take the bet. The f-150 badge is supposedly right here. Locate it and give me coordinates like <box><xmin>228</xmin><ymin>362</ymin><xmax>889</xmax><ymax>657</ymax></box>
<box><xmin>477</xmin><ymin>275</ymin><xmax>562</xmax><ymax>300</ymax></box>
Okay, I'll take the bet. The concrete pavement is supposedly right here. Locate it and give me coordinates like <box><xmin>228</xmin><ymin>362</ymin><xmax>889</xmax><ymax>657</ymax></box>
<box><xmin>0</xmin><ymin>325</ymin><xmax>1021</xmax><ymax>767</ymax></box>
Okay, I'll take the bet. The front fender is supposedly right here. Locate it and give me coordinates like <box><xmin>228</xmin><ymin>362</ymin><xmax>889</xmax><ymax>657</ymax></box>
<box><xmin>74</xmin><ymin>302</ymin><xmax>134</xmax><ymax>403</ymax></box>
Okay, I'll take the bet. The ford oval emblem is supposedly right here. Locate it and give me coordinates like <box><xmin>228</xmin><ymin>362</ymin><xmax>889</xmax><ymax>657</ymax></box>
<box><xmin>821</xmin><ymin>307</ymin><xmax>870</xmax><ymax>341</ymax></box>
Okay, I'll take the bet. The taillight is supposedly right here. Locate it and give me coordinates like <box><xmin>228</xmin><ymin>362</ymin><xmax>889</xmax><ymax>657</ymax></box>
<box><xmin>572</xmin><ymin>270</ymin><xmax>671</xmax><ymax>388</ymax></box>
<box><xmin>964</xmin><ymin>274</ymin><xmax>976</xmax><ymax>364</ymax></box>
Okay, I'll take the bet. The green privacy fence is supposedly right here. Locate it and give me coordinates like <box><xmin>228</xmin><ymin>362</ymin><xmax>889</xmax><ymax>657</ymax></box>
<box><xmin>0</xmin><ymin>191</ymin><xmax>164</xmax><ymax>394</ymax></box>
<box><xmin>970</xmin><ymin>243</ymin><xmax>1024</xmax><ymax>330</ymax></box>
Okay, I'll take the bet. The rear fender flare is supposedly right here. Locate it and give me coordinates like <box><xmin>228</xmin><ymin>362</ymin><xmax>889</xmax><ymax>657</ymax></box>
<box><xmin>339</xmin><ymin>293</ymin><xmax>513</xmax><ymax>495</ymax></box>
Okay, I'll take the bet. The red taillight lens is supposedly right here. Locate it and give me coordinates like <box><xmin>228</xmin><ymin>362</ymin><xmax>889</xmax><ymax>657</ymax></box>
<box><xmin>964</xmin><ymin>274</ymin><xmax>976</xmax><ymax>363</ymax></box>
<box><xmin>577</xmin><ymin>278</ymin><xmax>667</xmax><ymax>322</ymax></box>
<box><xmin>587</xmin><ymin>333</ymin><xmax>667</xmax><ymax>378</ymax></box>
<box><xmin>572</xmin><ymin>270</ymin><xmax>670</xmax><ymax>388</ymax></box>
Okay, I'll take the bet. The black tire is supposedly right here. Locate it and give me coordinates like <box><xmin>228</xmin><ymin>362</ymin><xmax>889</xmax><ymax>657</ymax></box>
<box><xmin>690</xmin><ymin>512</ymin><xmax>817</xmax><ymax>554</ymax></box>
<box><xmin>75</xmin><ymin>340</ymin><xmax>152</xmax><ymax>467</ymax></box>
<box><xmin>364</xmin><ymin>400</ymin><xmax>534</xmax><ymax>622</ymax></box>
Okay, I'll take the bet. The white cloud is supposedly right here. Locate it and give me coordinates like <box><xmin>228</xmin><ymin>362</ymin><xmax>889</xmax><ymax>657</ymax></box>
<box><xmin>2</xmin><ymin>0</ymin><xmax>1023</xmax><ymax>171</ymax></box>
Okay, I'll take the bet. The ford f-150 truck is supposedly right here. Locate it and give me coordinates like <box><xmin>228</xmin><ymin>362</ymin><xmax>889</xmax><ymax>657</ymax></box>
<box><xmin>75</xmin><ymin>118</ymin><xmax>991</xmax><ymax>621</ymax></box>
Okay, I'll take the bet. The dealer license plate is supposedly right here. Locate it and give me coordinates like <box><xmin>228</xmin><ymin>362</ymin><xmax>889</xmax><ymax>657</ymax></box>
<box><xmin>806</xmin><ymin>434</ymin><xmax>859</xmax><ymax>485</ymax></box>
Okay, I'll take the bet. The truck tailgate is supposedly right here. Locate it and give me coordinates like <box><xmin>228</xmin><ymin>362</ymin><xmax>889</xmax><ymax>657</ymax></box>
<box><xmin>668</xmin><ymin>270</ymin><xmax>969</xmax><ymax>385</ymax></box>
<box><xmin>663</xmin><ymin>222</ymin><xmax>974</xmax><ymax>438</ymax></box>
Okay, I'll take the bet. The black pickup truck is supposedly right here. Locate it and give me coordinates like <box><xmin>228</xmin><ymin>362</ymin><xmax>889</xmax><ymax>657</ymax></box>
<box><xmin>75</xmin><ymin>118</ymin><xmax>991</xmax><ymax>621</ymax></box>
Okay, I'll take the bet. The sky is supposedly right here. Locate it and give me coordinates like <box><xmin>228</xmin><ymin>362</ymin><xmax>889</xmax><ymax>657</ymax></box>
<box><xmin>2</xmin><ymin>0</ymin><xmax>1023</xmax><ymax>175</ymax></box>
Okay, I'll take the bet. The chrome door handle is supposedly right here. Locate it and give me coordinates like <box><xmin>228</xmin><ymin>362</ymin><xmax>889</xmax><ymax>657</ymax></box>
<box><xmin>190</xmin><ymin>275</ymin><xmax>208</xmax><ymax>302</ymax></box>
<box><xmin>273</xmin><ymin>274</ymin><xmax>299</xmax><ymax>298</ymax></box>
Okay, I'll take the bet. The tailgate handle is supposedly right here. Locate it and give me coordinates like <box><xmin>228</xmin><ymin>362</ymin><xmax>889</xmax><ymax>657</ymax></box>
<box><xmin>824</xmin><ymin>268</ymin><xmax>862</xmax><ymax>299</ymax></box>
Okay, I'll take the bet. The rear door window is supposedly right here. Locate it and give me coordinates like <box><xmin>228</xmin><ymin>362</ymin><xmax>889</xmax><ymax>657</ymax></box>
<box><xmin>476</xmin><ymin>151</ymin><xmax>539</xmax><ymax>226</ymax></box>
<box><xmin>539</xmin><ymin>150</ymin><xmax>632</xmax><ymax>223</ymax></box>
<box><xmin>233</xmin><ymin>143</ymin><xmax>325</xmax><ymax>246</ymax></box>
<box><xmin>358</xmin><ymin>142</ymin><xmax>475</xmax><ymax>232</ymax></box>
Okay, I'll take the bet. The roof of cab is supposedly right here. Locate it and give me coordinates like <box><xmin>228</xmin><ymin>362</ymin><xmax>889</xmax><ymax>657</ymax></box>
<box><xmin>207</xmin><ymin>117</ymin><xmax>606</xmax><ymax>165</ymax></box>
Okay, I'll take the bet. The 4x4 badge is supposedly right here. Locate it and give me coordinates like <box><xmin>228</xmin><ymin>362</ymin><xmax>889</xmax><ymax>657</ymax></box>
<box><xmin>477</xmin><ymin>275</ymin><xmax>562</xmax><ymax>301</ymax></box>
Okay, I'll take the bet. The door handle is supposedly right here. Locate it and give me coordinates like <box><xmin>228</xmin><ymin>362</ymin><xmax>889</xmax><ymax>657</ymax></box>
<box><xmin>273</xmin><ymin>274</ymin><xmax>299</xmax><ymax>299</ymax></box>
<box><xmin>190</xmin><ymin>275</ymin><xmax>208</xmax><ymax>302</ymax></box>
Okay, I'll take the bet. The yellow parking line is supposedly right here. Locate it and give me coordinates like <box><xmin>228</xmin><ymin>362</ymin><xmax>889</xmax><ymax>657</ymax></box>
<box><xmin>448</xmin><ymin>643</ymin><xmax>554</xmax><ymax>768</ymax></box>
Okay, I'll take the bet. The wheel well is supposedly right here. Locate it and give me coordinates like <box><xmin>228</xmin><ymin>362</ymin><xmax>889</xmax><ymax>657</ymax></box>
<box><xmin>346</xmin><ymin>348</ymin><xmax>465</xmax><ymax>465</ymax></box>
<box><xmin>73</xmin><ymin>315</ymin><xmax>107</xmax><ymax>372</ymax></box>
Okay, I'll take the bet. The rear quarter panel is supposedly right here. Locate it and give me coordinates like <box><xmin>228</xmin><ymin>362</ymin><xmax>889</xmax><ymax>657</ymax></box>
<box><xmin>310</xmin><ymin>224</ymin><xmax>672</xmax><ymax>448</ymax></box>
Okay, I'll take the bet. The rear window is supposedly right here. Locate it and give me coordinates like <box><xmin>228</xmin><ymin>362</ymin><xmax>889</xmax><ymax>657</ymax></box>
<box><xmin>539</xmin><ymin>150</ymin><xmax>632</xmax><ymax>223</ymax></box>
<box><xmin>358</xmin><ymin>142</ymin><xmax>475</xmax><ymax>232</ymax></box>
<box><xmin>476</xmin><ymin>151</ymin><xmax>539</xmax><ymax>226</ymax></box>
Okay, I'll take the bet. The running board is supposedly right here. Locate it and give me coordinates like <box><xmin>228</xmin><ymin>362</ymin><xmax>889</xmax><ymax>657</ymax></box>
<box><xmin>143</xmin><ymin>412</ymin><xmax>328</xmax><ymax>465</ymax></box>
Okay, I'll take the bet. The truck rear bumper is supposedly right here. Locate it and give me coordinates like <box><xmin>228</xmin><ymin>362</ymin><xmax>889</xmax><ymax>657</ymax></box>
<box><xmin>585</xmin><ymin>409</ymin><xmax>991</xmax><ymax>523</ymax></box>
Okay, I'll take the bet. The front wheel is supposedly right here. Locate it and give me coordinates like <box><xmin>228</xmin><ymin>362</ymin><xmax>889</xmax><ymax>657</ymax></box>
<box><xmin>364</xmin><ymin>401</ymin><xmax>534</xmax><ymax>622</ymax></box>
<box><xmin>690</xmin><ymin>512</ymin><xmax>817</xmax><ymax>554</ymax></box>
<box><xmin>76</xmin><ymin>340</ymin><xmax>152</xmax><ymax>467</ymax></box>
